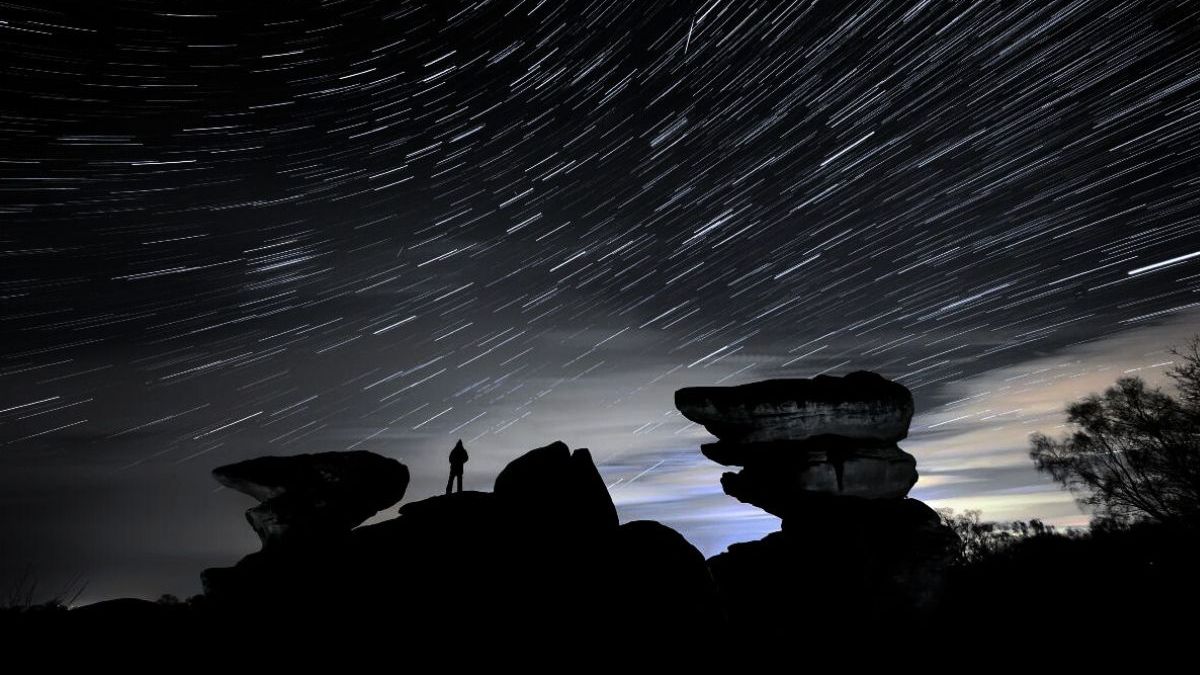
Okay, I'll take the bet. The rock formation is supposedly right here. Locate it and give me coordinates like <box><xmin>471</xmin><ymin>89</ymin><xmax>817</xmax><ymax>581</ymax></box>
<box><xmin>211</xmin><ymin>450</ymin><xmax>410</xmax><ymax>548</ymax></box>
<box><xmin>200</xmin><ymin>440</ymin><xmax>721</xmax><ymax>641</ymax></box>
<box><xmin>677</xmin><ymin>371</ymin><xmax>959</xmax><ymax>635</ymax></box>
<box><xmin>38</xmin><ymin>373</ymin><xmax>1196</xmax><ymax>655</ymax></box>
<box><xmin>677</xmin><ymin>371</ymin><xmax>918</xmax><ymax>515</ymax></box>
<box><xmin>54</xmin><ymin>378</ymin><xmax>957</xmax><ymax>647</ymax></box>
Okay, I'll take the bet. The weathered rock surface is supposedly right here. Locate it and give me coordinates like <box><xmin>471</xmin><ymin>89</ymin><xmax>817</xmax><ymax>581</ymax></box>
<box><xmin>675</xmin><ymin>371</ymin><xmax>914</xmax><ymax>443</ymax></box>
<box><xmin>212</xmin><ymin>450</ymin><xmax>409</xmax><ymax>548</ymax></box>
<box><xmin>715</xmin><ymin>441</ymin><xmax>918</xmax><ymax>515</ymax></box>
<box><xmin>683</xmin><ymin>374</ymin><xmax>920</xmax><ymax>504</ymax></box>
<box><xmin>703</xmin><ymin>435</ymin><xmax>918</xmax><ymax>506</ymax></box>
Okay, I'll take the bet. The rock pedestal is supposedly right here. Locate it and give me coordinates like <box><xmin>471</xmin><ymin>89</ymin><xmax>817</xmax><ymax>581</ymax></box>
<box><xmin>677</xmin><ymin>371</ymin><xmax>959</xmax><ymax>633</ymax></box>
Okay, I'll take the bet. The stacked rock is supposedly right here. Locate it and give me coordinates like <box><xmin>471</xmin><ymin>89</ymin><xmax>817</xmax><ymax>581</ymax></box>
<box><xmin>675</xmin><ymin>370</ymin><xmax>919</xmax><ymax>517</ymax></box>
<box><xmin>676</xmin><ymin>371</ymin><xmax>959</xmax><ymax>633</ymax></box>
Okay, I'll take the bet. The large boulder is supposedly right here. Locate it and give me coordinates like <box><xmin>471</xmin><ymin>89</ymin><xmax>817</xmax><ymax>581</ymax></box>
<box><xmin>675</xmin><ymin>371</ymin><xmax>913</xmax><ymax>444</ymax></box>
<box><xmin>212</xmin><ymin>450</ymin><xmax>409</xmax><ymax>548</ymax></box>
<box><xmin>493</xmin><ymin>440</ymin><xmax>618</xmax><ymax>532</ymax></box>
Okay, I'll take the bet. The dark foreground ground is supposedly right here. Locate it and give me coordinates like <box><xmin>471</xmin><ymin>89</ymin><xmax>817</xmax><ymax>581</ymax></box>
<box><xmin>5</xmin><ymin>513</ymin><xmax>1198</xmax><ymax>663</ymax></box>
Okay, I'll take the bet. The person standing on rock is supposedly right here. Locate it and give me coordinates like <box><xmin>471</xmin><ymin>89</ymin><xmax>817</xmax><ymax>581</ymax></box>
<box><xmin>446</xmin><ymin>439</ymin><xmax>469</xmax><ymax>494</ymax></box>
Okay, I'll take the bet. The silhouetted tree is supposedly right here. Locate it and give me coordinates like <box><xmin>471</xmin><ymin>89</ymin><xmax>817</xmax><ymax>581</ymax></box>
<box><xmin>937</xmin><ymin>508</ymin><xmax>1059</xmax><ymax>563</ymax></box>
<box><xmin>1030</xmin><ymin>335</ymin><xmax>1200</xmax><ymax>527</ymax></box>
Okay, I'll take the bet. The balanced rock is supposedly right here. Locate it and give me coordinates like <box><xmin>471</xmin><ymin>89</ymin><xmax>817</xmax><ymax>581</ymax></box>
<box><xmin>212</xmin><ymin>450</ymin><xmax>409</xmax><ymax>548</ymax></box>
<box><xmin>678</xmin><ymin>372</ymin><xmax>919</xmax><ymax>508</ymax></box>
<box><xmin>679</xmin><ymin>371</ymin><xmax>959</xmax><ymax>627</ymax></box>
<box><xmin>675</xmin><ymin>371</ymin><xmax>913</xmax><ymax>444</ymax></box>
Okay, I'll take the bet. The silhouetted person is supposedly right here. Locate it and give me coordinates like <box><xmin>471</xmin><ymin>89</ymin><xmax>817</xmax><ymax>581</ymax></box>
<box><xmin>446</xmin><ymin>439</ymin><xmax>468</xmax><ymax>494</ymax></box>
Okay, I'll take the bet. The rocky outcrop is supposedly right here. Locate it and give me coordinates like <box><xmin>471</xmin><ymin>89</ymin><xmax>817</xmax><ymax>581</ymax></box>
<box><xmin>200</xmin><ymin>441</ymin><xmax>719</xmax><ymax>640</ymax></box>
<box><xmin>59</xmin><ymin>375</ymin><xmax>959</xmax><ymax>645</ymax></box>
<box><xmin>211</xmin><ymin>450</ymin><xmax>409</xmax><ymax>549</ymax></box>
<box><xmin>677</xmin><ymin>371</ymin><xmax>959</xmax><ymax>633</ymax></box>
<box><xmin>41</xmin><ymin>372</ymin><xmax>1190</xmax><ymax>653</ymax></box>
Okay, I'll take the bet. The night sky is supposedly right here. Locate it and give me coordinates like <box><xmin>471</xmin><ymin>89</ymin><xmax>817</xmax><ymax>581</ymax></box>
<box><xmin>3</xmin><ymin>0</ymin><xmax>1200</xmax><ymax>603</ymax></box>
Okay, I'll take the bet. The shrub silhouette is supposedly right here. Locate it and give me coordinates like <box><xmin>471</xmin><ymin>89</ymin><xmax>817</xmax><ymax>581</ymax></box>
<box><xmin>936</xmin><ymin>508</ymin><xmax>1062</xmax><ymax>564</ymax></box>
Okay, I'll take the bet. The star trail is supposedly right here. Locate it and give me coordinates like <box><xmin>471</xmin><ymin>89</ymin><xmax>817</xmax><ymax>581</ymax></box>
<box><xmin>2</xmin><ymin>0</ymin><xmax>1200</xmax><ymax>601</ymax></box>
